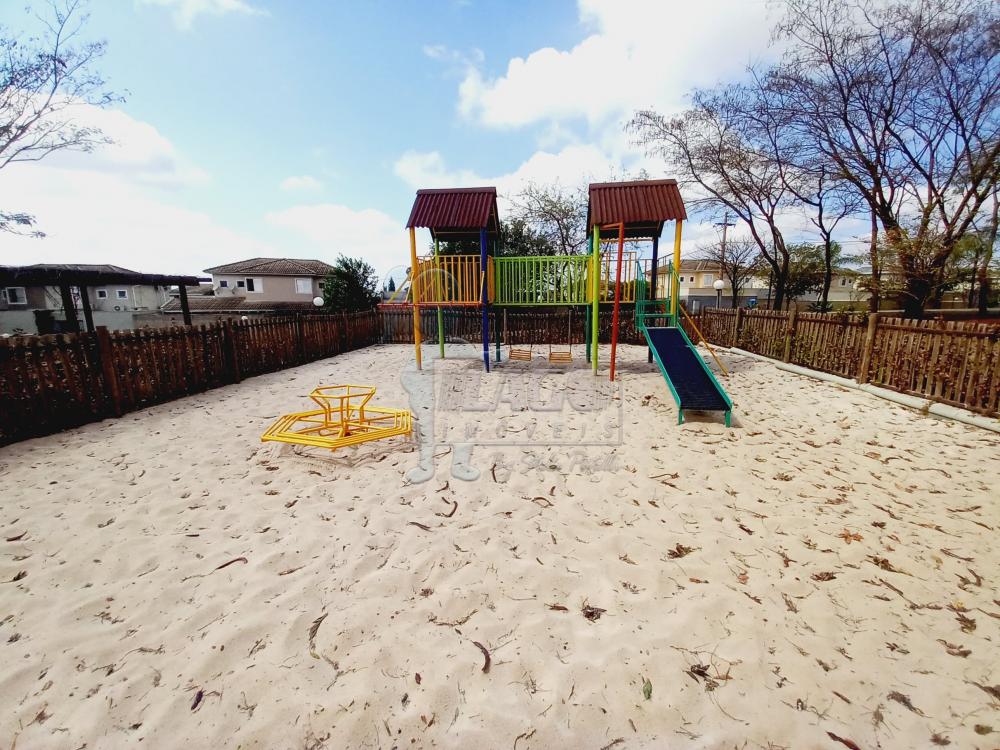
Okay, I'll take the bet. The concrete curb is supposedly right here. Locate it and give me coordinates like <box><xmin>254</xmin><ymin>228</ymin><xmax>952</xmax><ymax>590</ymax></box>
<box><xmin>713</xmin><ymin>345</ymin><xmax>1000</xmax><ymax>435</ymax></box>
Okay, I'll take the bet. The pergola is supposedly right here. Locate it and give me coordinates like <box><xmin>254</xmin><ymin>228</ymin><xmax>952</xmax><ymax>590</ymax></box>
<box><xmin>0</xmin><ymin>264</ymin><xmax>203</xmax><ymax>331</ymax></box>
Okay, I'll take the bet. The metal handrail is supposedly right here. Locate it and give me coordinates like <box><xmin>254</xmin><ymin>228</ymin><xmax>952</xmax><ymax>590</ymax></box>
<box><xmin>676</xmin><ymin>303</ymin><xmax>729</xmax><ymax>377</ymax></box>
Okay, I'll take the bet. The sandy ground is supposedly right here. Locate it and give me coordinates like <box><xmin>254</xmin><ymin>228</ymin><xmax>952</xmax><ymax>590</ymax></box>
<box><xmin>1</xmin><ymin>343</ymin><xmax>998</xmax><ymax>750</ymax></box>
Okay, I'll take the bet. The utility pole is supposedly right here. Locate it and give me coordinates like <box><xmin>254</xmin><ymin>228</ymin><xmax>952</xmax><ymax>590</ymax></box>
<box><xmin>714</xmin><ymin>212</ymin><xmax>736</xmax><ymax>303</ymax></box>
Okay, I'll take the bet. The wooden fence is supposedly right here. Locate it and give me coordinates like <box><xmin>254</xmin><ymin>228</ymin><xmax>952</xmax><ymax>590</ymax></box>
<box><xmin>379</xmin><ymin>305</ymin><xmax>651</xmax><ymax>348</ymax></box>
<box><xmin>2</xmin><ymin>306</ymin><xmax>997</xmax><ymax>447</ymax></box>
<box><xmin>696</xmin><ymin>308</ymin><xmax>1000</xmax><ymax>416</ymax></box>
<box><xmin>0</xmin><ymin>311</ymin><xmax>380</xmax><ymax>445</ymax></box>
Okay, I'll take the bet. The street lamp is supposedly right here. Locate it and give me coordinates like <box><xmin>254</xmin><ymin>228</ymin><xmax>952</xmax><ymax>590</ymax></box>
<box><xmin>312</xmin><ymin>296</ymin><xmax>324</xmax><ymax>308</ymax></box>
<box><xmin>713</xmin><ymin>278</ymin><xmax>725</xmax><ymax>308</ymax></box>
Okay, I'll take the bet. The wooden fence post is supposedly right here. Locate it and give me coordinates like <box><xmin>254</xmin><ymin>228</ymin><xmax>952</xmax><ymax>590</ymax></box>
<box><xmin>95</xmin><ymin>326</ymin><xmax>123</xmax><ymax>417</ymax></box>
<box><xmin>782</xmin><ymin>307</ymin><xmax>799</xmax><ymax>363</ymax></box>
<box><xmin>295</xmin><ymin>315</ymin><xmax>306</xmax><ymax>363</ymax></box>
<box><xmin>857</xmin><ymin>312</ymin><xmax>880</xmax><ymax>384</ymax></box>
<box><xmin>734</xmin><ymin>307</ymin><xmax>744</xmax><ymax>349</ymax></box>
<box><xmin>223</xmin><ymin>319</ymin><xmax>241</xmax><ymax>383</ymax></box>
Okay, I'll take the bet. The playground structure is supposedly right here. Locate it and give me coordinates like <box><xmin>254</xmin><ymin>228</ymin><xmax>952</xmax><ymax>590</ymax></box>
<box><xmin>405</xmin><ymin>187</ymin><xmax>501</xmax><ymax>372</ymax></box>
<box><xmin>392</xmin><ymin>179</ymin><xmax>734</xmax><ymax>424</ymax></box>
<box><xmin>261</xmin><ymin>385</ymin><xmax>412</xmax><ymax>451</ymax></box>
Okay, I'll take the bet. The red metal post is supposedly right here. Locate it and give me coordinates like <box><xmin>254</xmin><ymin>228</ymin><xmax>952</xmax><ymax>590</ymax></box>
<box><xmin>609</xmin><ymin>222</ymin><xmax>625</xmax><ymax>382</ymax></box>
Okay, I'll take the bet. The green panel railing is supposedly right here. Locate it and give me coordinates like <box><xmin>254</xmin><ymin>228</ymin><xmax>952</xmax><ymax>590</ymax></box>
<box><xmin>635</xmin><ymin>261</ymin><xmax>677</xmax><ymax>331</ymax></box>
<box><xmin>495</xmin><ymin>255</ymin><xmax>590</xmax><ymax>305</ymax></box>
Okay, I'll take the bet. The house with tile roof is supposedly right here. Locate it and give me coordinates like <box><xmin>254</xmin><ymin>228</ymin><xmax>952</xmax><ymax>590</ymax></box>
<box><xmin>202</xmin><ymin>257</ymin><xmax>335</xmax><ymax>304</ymax></box>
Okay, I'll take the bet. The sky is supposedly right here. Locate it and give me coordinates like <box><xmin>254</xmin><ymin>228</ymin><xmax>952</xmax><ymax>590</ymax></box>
<box><xmin>0</xmin><ymin>0</ymin><xmax>845</xmax><ymax>284</ymax></box>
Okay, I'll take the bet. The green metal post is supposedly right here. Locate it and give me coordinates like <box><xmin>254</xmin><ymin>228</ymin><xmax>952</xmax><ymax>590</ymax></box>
<box><xmin>591</xmin><ymin>229</ymin><xmax>599</xmax><ymax>374</ymax></box>
<box><xmin>435</xmin><ymin>239</ymin><xmax>445</xmax><ymax>359</ymax></box>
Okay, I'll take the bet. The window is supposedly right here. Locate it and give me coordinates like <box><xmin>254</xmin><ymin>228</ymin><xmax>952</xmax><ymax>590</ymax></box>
<box><xmin>689</xmin><ymin>276</ymin><xmax>695</xmax><ymax>282</ymax></box>
<box><xmin>245</xmin><ymin>278</ymin><xmax>256</xmax><ymax>292</ymax></box>
<box><xmin>703</xmin><ymin>274</ymin><xmax>714</xmax><ymax>284</ymax></box>
<box><xmin>318</xmin><ymin>281</ymin><xmax>325</xmax><ymax>290</ymax></box>
<box><xmin>116</xmin><ymin>289</ymin><xmax>128</xmax><ymax>299</ymax></box>
<box><xmin>295</xmin><ymin>278</ymin><xmax>311</xmax><ymax>294</ymax></box>
<box><xmin>841</xmin><ymin>278</ymin><xmax>848</xmax><ymax>286</ymax></box>
<box><xmin>97</xmin><ymin>289</ymin><xmax>108</xmax><ymax>299</ymax></box>
<box><xmin>5</xmin><ymin>287</ymin><xmax>27</xmax><ymax>304</ymax></box>
<box><xmin>237</xmin><ymin>280</ymin><xmax>246</xmax><ymax>288</ymax></box>
<box><xmin>219</xmin><ymin>280</ymin><xmax>229</xmax><ymax>288</ymax></box>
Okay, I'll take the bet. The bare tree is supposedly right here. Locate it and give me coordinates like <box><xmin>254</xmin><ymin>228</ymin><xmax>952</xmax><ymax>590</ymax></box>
<box><xmin>693</xmin><ymin>237</ymin><xmax>762</xmax><ymax>308</ymax></box>
<box><xmin>745</xmin><ymin>73</ymin><xmax>865</xmax><ymax>310</ymax></box>
<box><xmin>972</xmin><ymin>183</ymin><xmax>998</xmax><ymax>313</ymax></box>
<box><xmin>629</xmin><ymin>85</ymin><xmax>795</xmax><ymax>309</ymax></box>
<box><xmin>1</xmin><ymin>0</ymin><xmax>118</xmax><ymax>233</ymax></box>
<box><xmin>766</xmin><ymin>0</ymin><xmax>1000</xmax><ymax>317</ymax></box>
<box><xmin>867</xmin><ymin>208</ymin><xmax>882</xmax><ymax>311</ymax></box>
<box><xmin>508</xmin><ymin>181</ymin><xmax>588</xmax><ymax>255</ymax></box>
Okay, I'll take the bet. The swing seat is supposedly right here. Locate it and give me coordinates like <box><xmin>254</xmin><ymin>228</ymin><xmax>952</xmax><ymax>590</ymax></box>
<box><xmin>547</xmin><ymin>350</ymin><xmax>572</xmax><ymax>364</ymax></box>
<box><xmin>509</xmin><ymin>348</ymin><xmax>533</xmax><ymax>362</ymax></box>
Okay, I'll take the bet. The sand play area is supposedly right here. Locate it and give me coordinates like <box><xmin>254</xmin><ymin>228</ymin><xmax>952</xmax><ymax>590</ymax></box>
<box><xmin>1</xmin><ymin>343</ymin><xmax>998</xmax><ymax>749</ymax></box>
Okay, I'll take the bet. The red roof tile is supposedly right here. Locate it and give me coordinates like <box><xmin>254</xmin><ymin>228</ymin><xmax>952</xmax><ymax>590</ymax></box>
<box><xmin>203</xmin><ymin>258</ymin><xmax>334</xmax><ymax>276</ymax></box>
<box><xmin>405</xmin><ymin>187</ymin><xmax>500</xmax><ymax>240</ymax></box>
<box><xmin>588</xmin><ymin>180</ymin><xmax>687</xmax><ymax>239</ymax></box>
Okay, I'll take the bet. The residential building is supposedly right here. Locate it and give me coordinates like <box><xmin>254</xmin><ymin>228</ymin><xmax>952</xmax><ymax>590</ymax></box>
<box><xmin>648</xmin><ymin>260</ymin><xmax>868</xmax><ymax>311</ymax></box>
<box><xmin>647</xmin><ymin>260</ymin><xmax>768</xmax><ymax>311</ymax></box>
<box><xmin>203</xmin><ymin>258</ymin><xmax>334</xmax><ymax>302</ymax></box>
<box><xmin>156</xmin><ymin>257</ymin><xmax>337</xmax><ymax>322</ymax></box>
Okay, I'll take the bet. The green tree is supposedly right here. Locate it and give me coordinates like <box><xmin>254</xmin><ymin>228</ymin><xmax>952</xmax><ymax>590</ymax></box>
<box><xmin>783</xmin><ymin>244</ymin><xmax>826</xmax><ymax>308</ymax></box>
<box><xmin>498</xmin><ymin>217</ymin><xmax>553</xmax><ymax>257</ymax></box>
<box><xmin>509</xmin><ymin>181</ymin><xmax>589</xmax><ymax>255</ymax></box>
<box><xmin>322</xmin><ymin>255</ymin><xmax>380</xmax><ymax>312</ymax></box>
<box><xmin>1</xmin><ymin>1</ymin><xmax>119</xmax><ymax>235</ymax></box>
<box><xmin>387</xmin><ymin>276</ymin><xmax>396</xmax><ymax>293</ymax></box>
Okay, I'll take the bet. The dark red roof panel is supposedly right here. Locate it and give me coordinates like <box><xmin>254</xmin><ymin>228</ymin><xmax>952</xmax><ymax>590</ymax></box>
<box><xmin>405</xmin><ymin>187</ymin><xmax>500</xmax><ymax>239</ymax></box>
<box><xmin>588</xmin><ymin>180</ymin><xmax>687</xmax><ymax>238</ymax></box>
<box><xmin>203</xmin><ymin>257</ymin><xmax>334</xmax><ymax>276</ymax></box>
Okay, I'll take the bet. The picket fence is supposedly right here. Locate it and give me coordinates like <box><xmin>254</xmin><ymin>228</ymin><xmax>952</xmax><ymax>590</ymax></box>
<box><xmin>0</xmin><ymin>311</ymin><xmax>380</xmax><ymax>445</ymax></box>
<box><xmin>1</xmin><ymin>306</ymin><xmax>997</xmax><ymax>445</ymax></box>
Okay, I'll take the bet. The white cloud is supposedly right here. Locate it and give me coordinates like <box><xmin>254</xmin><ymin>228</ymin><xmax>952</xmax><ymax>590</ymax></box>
<box><xmin>456</xmin><ymin>0</ymin><xmax>775</xmax><ymax>128</ymax></box>
<box><xmin>279</xmin><ymin>175</ymin><xmax>325</xmax><ymax>192</ymax></box>
<box><xmin>422</xmin><ymin>44</ymin><xmax>484</xmax><ymax>67</ymax></box>
<box><xmin>394</xmin><ymin>144</ymin><xmax>646</xmax><ymax>206</ymax></box>
<box><xmin>0</xmin><ymin>106</ymin><xmax>271</xmax><ymax>276</ymax></box>
<box><xmin>393</xmin><ymin>150</ymin><xmax>484</xmax><ymax>190</ymax></box>
<box><xmin>136</xmin><ymin>0</ymin><xmax>267</xmax><ymax>29</ymax></box>
<box><xmin>0</xmin><ymin>163</ymin><xmax>273</xmax><ymax>277</ymax></box>
<box><xmin>0</xmin><ymin>104</ymin><xmax>414</xmax><ymax>282</ymax></box>
<box><xmin>40</xmin><ymin>104</ymin><xmax>209</xmax><ymax>188</ymax></box>
<box><xmin>265</xmin><ymin>204</ymin><xmax>403</xmax><ymax>282</ymax></box>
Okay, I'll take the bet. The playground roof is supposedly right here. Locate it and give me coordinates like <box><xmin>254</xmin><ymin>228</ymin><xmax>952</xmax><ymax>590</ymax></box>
<box><xmin>405</xmin><ymin>187</ymin><xmax>501</xmax><ymax>241</ymax></box>
<box><xmin>587</xmin><ymin>179</ymin><xmax>687</xmax><ymax>239</ymax></box>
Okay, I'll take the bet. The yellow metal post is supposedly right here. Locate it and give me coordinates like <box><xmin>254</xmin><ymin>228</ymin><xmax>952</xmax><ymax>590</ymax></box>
<box><xmin>591</xmin><ymin>228</ymin><xmax>599</xmax><ymax>374</ymax></box>
<box><xmin>409</xmin><ymin>227</ymin><xmax>422</xmax><ymax>370</ymax></box>
<box><xmin>435</xmin><ymin>238</ymin><xmax>444</xmax><ymax>359</ymax></box>
<box><xmin>671</xmin><ymin>219</ymin><xmax>683</xmax><ymax>322</ymax></box>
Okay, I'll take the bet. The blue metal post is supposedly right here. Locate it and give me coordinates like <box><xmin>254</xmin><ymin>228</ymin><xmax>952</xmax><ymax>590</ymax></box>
<box><xmin>648</xmin><ymin>235</ymin><xmax>659</xmax><ymax>362</ymax></box>
<box><xmin>480</xmin><ymin>227</ymin><xmax>490</xmax><ymax>373</ymax></box>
